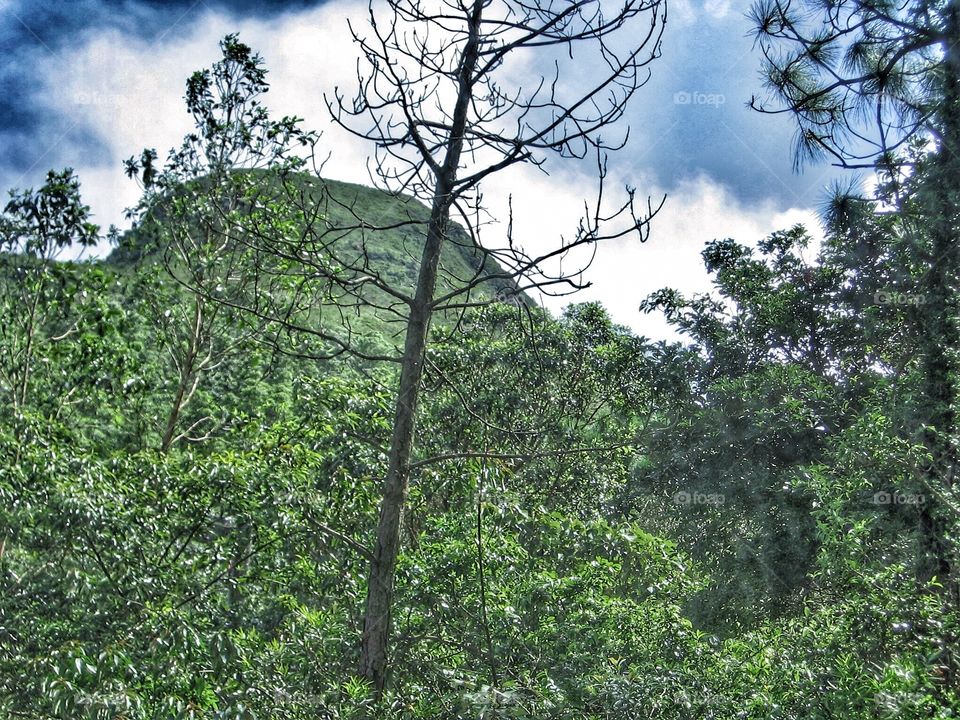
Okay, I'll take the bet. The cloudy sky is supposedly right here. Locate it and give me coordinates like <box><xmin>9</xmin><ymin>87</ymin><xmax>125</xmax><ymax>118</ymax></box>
<box><xmin>0</xmin><ymin>0</ymin><xmax>840</xmax><ymax>339</ymax></box>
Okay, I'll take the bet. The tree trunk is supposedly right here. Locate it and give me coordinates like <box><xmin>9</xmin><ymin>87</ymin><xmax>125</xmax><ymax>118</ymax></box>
<box><xmin>358</xmin><ymin>0</ymin><xmax>484</xmax><ymax>693</ymax></box>
<box><xmin>160</xmin><ymin>299</ymin><xmax>202</xmax><ymax>452</ymax></box>
<box><xmin>160</xmin><ymin>371</ymin><xmax>191</xmax><ymax>453</ymax></box>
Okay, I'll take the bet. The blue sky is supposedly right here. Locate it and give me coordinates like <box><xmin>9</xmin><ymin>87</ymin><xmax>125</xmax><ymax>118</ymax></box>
<box><xmin>0</xmin><ymin>0</ymin><xmax>840</xmax><ymax>338</ymax></box>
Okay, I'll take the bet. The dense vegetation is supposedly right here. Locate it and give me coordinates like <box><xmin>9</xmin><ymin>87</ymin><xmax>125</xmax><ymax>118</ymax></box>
<box><xmin>2</xmin><ymin>1</ymin><xmax>960</xmax><ymax>717</ymax></box>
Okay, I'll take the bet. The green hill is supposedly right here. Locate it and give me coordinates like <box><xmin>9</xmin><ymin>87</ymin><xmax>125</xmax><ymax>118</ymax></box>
<box><xmin>107</xmin><ymin>174</ymin><xmax>521</xmax><ymax>304</ymax></box>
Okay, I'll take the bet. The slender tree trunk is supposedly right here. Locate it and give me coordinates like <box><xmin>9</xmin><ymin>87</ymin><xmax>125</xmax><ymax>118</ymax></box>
<box><xmin>160</xmin><ymin>299</ymin><xmax>203</xmax><ymax>452</ymax></box>
<box><xmin>358</xmin><ymin>0</ymin><xmax>484</xmax><ymax>693</ymax></box>
<box><xmin>16</xmin><ymin>275</ymin><xmax>45</xmax><ymax>412</ymax></box>
<box><xmin>476</xmin><ymin>460</ymin><xmax>498</xmax><ymax>687</ymax></box>
<box><xmin>12</xmin><ymin>272</ymin><xmax>46</xmax><ymax>465</ymax></box>
<box><xmin>160</xmin><ymin>373</ymin><xmax>191</xmax><ymax>452</ymax></box>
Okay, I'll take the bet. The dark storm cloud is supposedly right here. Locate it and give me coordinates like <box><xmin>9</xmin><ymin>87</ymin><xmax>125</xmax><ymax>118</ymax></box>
<box><xmin>3</xmin><ymin>0</ymin><xmax>326</xmax><ymax>50</ymax></box>
<box><xmin>0</xmin><ymin>0</ymin><xmax>327</xmax><ymax>184</ymax></box>
<box><xmin>0</xmin><ymin>40</ymin><xmax>111</xmax><ymax>191</ymax></box>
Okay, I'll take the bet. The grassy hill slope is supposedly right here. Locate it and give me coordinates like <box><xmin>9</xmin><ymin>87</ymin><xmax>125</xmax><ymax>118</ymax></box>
<box><xmin>107</xmin><ymin>174</ymin><xmax>519</xmax><ymax>303</ymax></box>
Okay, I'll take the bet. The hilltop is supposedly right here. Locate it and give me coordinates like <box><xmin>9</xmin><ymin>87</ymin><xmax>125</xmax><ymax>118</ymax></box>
<box><xmin>107</xmin><ymin>174</ymin><xmax>522</xmax><ymax>304</ymax></box>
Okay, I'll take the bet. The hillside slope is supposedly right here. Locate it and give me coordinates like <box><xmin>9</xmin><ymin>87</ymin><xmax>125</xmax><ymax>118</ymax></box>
<box><xmin>107</xmin><ymin>174</ymin><xmax>520</xmax><ymax>304</ymax></box>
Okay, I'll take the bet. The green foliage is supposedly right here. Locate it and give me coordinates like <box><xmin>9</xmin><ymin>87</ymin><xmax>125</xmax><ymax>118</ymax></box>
<box><xmin>3</xmin><ymin>24</ymin><xmax>959</xmax><ymax>720</ymax></box>
<box><xmin>0</xmin><ymin>374</ymin><xmax>389</xmax><ymax>718</ymax></box>
<box><xmin>2</xmin><ymin>168</ymin><xmax>99</xmax><ymax>258</ymax></box>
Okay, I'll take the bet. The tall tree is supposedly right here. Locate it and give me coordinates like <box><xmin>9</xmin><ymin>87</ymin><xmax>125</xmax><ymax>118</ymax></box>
<box><xmin>325</xmin><ymin>0</ymin><xmax>666</xmax><ymax>690</ymax></box>
<box><xmin>0</xmin><ymin>170</ymin><xmax>103</xmax><ymax>452</ymax></box>
<box><xmin>125</xmin><ymin>35</ymin><xmax>314</xmax><ymax>452</ymax></box>
<box><xmin>751</xmin><ymin>1</ymin><xmax>960</xmax><ymax>692</ymax></box>
<box><xmin>751</xmin><ymin>0</ymin><xmax>960</xmax><ymax>603</ymax></box>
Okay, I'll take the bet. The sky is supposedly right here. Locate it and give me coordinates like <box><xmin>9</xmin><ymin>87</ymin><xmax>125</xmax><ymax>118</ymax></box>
<box><xmin>0</xmin><ymin>0</ymin><xmax>842</xmax><ymax>340</ymax></box>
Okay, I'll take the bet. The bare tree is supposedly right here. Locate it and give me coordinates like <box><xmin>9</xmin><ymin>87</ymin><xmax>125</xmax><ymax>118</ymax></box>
<box><xmin>315</xmin><ymin>0</ymin><xmax>667</xmax><ymax>691</ymax></box>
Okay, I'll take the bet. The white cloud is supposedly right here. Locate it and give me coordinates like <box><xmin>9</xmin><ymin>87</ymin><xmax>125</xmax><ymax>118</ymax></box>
<box><xmin>670</xmin><ymin>0</ymin><xmax>698</xmax><ymax>24</ymax></box>
<box><xmin>704</xmin><ymin>0</ymin><xmax>733</xmax><ymax>19</ymax></box>
<box><xmin>670</xmin><ymin>0</ymin><xmax>734</xmax><ymax>25</ymax></box>
<box><xmin>479</xmin><ymin>165</ymin><xmax>822</xmax><ymax>340</ymax></box>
